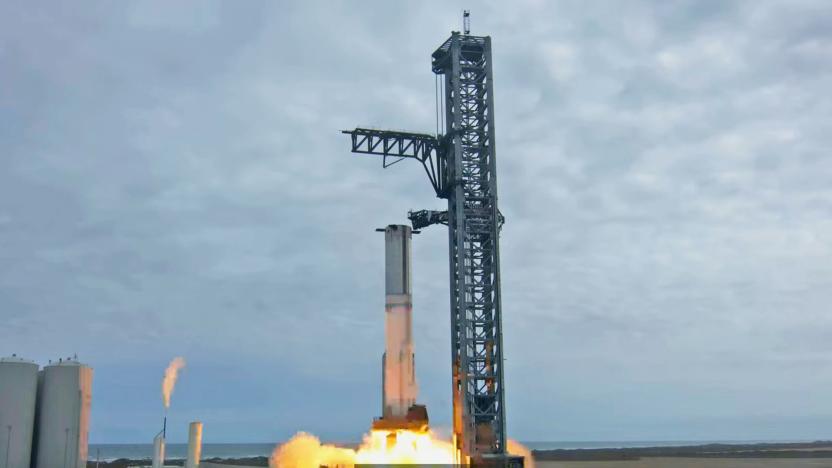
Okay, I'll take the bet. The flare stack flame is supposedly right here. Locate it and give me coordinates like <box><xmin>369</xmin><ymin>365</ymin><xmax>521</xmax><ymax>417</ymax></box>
<box><xmin>162</xmin><ymin>356</ymin><xmax>186</xmax><ymax>409</ymax></box>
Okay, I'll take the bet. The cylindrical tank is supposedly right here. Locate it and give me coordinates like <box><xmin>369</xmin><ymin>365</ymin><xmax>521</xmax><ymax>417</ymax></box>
<box><xmin>0</xmin><ymin>356</ymin><xmax>39</xmax><ymax>468</ymax></box>
<box><xmin>34</xmin><ymin>358</ymin><xmax>93</xmax><ymax>468</ymax></box>
<box><xmin>186</xmin><ymin>421</ymin><xmax>202</xmax><ymax>468</ymax></box>
<box><xmin>152</xmin><ymin>433</ymin><xmax>165</xmax><ymax>468</ymax></box>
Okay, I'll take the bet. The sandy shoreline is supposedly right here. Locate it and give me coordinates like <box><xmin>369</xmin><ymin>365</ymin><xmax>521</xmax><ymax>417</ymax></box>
<box><xmin>85</xmin><ymin>441</ymin><xmax>832</xmax><ymax>467</ymax></box>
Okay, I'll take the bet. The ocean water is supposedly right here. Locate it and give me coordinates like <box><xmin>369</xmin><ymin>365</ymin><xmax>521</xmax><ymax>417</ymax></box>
<box><xmin>88</xmin><ymin>443</ymin><xmax>278</xmax><ymax>462</ymax></box>
<box><xmin>87</xmin><ymin>440</ymin><xmax>792</xmax><ymax>462</ymax></box>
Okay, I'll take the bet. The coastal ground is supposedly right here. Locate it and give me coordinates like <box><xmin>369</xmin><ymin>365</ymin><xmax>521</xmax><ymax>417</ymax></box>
<box><xmin>539</xmin><ymin>459</ymin><xmax>832</xmax><ymax>468</ymax></box>
<box><xmin>87</xmin><ymin>441</ymin><xmax>832</xmax><ymax>467</ymax></box>
<box><xmin>148</xmin><ymin>459</ymin><xmax>832</xmax><ymax>468</ymax></box>
<box><xmin>93</xmin><ymin>458</ymin><xmax>832</xmax><ymax>468</ymax></box>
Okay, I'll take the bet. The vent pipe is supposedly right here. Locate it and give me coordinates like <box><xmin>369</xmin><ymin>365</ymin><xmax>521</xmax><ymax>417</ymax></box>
<box><xmin>152</xmin><ymin>418</ymin><xmax>165</xmax><ymax>468</ymax></box>
<box><xmin>186</xmin><ymin>421</ymin><xmax>202</xmax><ymax>468</ymax></box>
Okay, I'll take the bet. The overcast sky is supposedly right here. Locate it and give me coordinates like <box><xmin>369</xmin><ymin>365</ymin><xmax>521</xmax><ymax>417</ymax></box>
<box><xmin>2</xmin><ymin>0</ymin><xmax>831</xmax><ymax>445</ymax></box>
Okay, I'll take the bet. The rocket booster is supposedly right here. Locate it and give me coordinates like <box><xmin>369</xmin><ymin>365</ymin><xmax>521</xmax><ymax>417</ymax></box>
<box><xmin>382</xmin><ymin>224</ymin><xmax>417</xmax><ymax>419</ymax></box>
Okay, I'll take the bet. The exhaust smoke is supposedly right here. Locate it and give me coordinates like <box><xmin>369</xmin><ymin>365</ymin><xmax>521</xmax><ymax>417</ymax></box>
<box><xmin>270</xmin><ymin>432</ymin><xmax>356</xmax><ymax>468</ymax></box>
<box><xmin>270</xmin><ymin>432</ymin><xmax>533</xmax><ymax>468</ymax></box>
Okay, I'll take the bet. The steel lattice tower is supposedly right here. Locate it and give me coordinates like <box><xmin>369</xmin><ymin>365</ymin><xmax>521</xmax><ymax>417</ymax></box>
<box><xmin>344</xmin><ymin>30</ymin><xmax>515</xmax><ymax>465</ymax></box>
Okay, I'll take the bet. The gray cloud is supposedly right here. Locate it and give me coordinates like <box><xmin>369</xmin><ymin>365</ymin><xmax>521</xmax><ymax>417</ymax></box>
<box><xmin>1</xmin><ymin>0</ymin><xmax>830</xmax><ymax>443</ymax></box>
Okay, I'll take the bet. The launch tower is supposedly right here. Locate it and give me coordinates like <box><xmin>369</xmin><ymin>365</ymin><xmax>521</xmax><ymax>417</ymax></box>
<box><xmin>343</xmin><ymin>23</ymin><xmax>516</xmax><ymax>465</ymax></box>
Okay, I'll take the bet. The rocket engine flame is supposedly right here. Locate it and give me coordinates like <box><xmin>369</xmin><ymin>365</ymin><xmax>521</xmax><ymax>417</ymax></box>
<box><xmin>270</xmin><ymin>429</ymin><xmax>533</xmax><ymax>467</ymax></box>
<box><xmin>270</xmin><ymin>429</ymin><xmax>454</xmax><ymax>468</ymax></box>
<box><xmin>162</xmin><ymin>356</ymin><xmax>186</xmax><ymax>409</ymax></box>
<box><xmin>355</xmin><ymin>429</ymin><xmax>454</xmax><ymax>465</ymax></box>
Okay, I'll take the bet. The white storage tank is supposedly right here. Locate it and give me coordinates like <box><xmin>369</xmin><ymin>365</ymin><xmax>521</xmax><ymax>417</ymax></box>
<box><xmin>34</xmin><ymin>358</ymin><xmax>93</xmax><ymax>468</ymax></box>
<box><xmin>0</xmin><ymin>355</ymin><xmax>39</xmax><ymax>468</ymax></box>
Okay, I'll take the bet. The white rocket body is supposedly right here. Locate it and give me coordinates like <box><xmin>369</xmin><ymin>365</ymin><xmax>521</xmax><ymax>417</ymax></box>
<box><xmin>383</xmin><ymin>225</ymin><xmax>417</xmax><ymax>418</ymax></box>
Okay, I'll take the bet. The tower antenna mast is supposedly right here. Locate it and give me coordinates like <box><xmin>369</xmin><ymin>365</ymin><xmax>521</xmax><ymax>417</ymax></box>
<box><xmin>463</xmin><ymin>10</ymin><xmax>471</xmax><ymax>35</ymax></box>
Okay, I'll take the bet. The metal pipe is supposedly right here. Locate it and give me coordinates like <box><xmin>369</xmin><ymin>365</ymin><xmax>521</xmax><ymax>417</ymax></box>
<box><xmin>152</xmin><ymin>417</ymin><xmax>166</xmax><ymax>468</ymax></box>
<box><xmin>186</xmin><ymin>421</ymin><xmax>202</xmax><ymax>468</ymax></box>
<box><xmin>152</xmin><ymin>432</ymin><xmax>165</xmax><ymax>468</ymax></box>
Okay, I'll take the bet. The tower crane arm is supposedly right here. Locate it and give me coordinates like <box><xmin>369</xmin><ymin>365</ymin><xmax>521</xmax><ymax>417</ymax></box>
<box><xmin>408</xmin><ymin>209</ymin><xmax>448</xmax><ymax>229</ymax></box>
<box><xmin>408</xmin><ymin>209</ymin><xmax>504</xmax><ymax>230</ymax></box>
<box><xmin>342</xmin><ymin>128</ymin><xmax>448</xmax><ymax>197</ymax></box>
